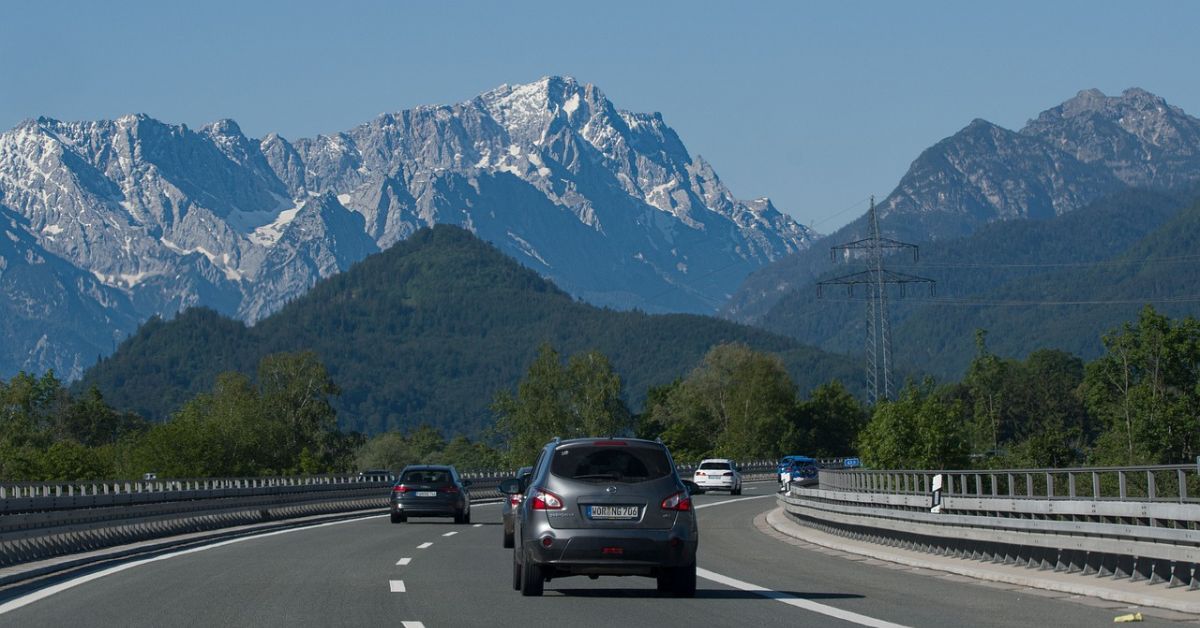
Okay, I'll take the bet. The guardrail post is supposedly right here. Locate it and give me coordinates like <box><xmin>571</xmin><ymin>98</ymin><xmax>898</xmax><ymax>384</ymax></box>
<box><xmin>975</xmin><ymin>474</ymin><xmax>982</xmax><ymax>496</ymax></box>
<box><xmin>1180</xmin><ymin>469</ymin><xmax>1188</xmax><ymax>501</ymax></box>
<box><xmin>1007</xmin><ymin>473</ymin><xmax>1015</xmax><ymax>497</ymax></box>
<box><xmin>1119</xmin><ymin>471</ymin><xmax>1127</xmax><ymax>499</ymax></box>
<box><xmin>1092</xmin><ymin>472</ymin><xmax>1100</xmax><ymax>499</ymax></box>
<box><xmin>1146</xmin><ymin>471</ymin><xmax>1156</xmax><ymax>500</ymax></box>
<box><xmin>1068</xmin><ymin>472</ymin><xmax>1076</xmax><ymax>498</ymax></box>
<box><xmin>1046</xmin><ymin>473</ymin><xmax>1053</xmax><ymax>498</ymax></box>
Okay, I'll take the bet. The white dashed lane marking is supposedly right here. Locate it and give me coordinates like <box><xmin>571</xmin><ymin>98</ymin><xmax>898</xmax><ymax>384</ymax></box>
<box><xmin>401</xmin><ymin>623</ymin><xmax>425</xmax><ymax>628</ymax></box>
<box><xmin>473</xmin><ymin>523</ymin><xmax>483</xmax><ymax>527</ymax></box>
<box><xmin>389</xmin><ymin>580</ymin><xmax>407</xmax><ymax>593</ymax></box>
<box><xmin>396</xmin><ymin>557</ymin><xmax>412</xmax><ymax>566</ymax></box>
<box><xmin>417</xmin><ymin>542</ymin><xmax>433</xmax><ymax>549</ymax></box>
<box><xmin>442</xmin><ymin>531</ymin><xmax>458</xmax><ymax>537</ymax></box>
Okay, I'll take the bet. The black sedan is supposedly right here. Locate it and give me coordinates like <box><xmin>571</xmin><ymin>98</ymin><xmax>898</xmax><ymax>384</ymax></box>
<box><xmin>390</xmin><ymin>465</ymin><xmax>472</xmax><ymax>523</ymax></box>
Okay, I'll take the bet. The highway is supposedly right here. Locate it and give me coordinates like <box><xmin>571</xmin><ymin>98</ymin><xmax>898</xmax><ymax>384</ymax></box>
<box><xmin>0</xmin><ymin>482</ymin><xmax>1177</xmax><ymax>627</ymax></box>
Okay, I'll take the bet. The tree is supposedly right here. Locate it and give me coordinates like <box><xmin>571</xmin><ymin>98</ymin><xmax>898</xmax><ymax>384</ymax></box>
<box><xmin>857</xmin><ymin>379</ymin><xmax>969</xmax><ymax>469</ymax></box>
<box><xmin>258</xmin><ymin>351</ymin><xmax>341</xmax><ymax>470</ymax></box>
<box><xmin>492</xmin><ymin>344</ymin><xmax>632</xmax><ymax>466</ymax></box>
<box><xmin>1084</xmin><ymin>306</ymin><xmax>1200</xmax><ymax>465</ymax></box>
<box><xmin>650</xmin><ymin>343</ymin><xmax>798</xmax><ymax>461</ymax></box>
<box><xmin>794</xmin><ymin>381</ymin><xmax>868</xmax><ymax>457</ymax></box>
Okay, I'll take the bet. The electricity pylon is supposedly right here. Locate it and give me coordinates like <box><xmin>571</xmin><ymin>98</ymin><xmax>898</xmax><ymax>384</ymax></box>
<box><xmin>818</xmin><ymin>197</ymin><xmax>934</xmax><ymax>405</ymax></box>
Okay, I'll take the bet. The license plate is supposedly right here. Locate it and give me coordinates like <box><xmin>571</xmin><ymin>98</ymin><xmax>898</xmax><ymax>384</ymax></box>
<box><xmin>416</xmin><ymin>491</ymin><xmax>437</xmax><ymax>497</ymax></box>
<box><xmin>588</xmin><ymin>505</ymin><xmax>639</xmax><ymax>520</ymax></box>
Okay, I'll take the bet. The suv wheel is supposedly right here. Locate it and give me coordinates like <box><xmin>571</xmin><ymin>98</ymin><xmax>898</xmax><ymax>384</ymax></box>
<box><xmin>520</xmin><ymin>556</ymin><xmax>544</xmax><ymax>596</ymax></box>
<box><xmin>512</xmin><ymin>550</ymin><xmax>522</xmax><ymax>590</ymax></box>
<box><xmin>731</xmin><ymin>487</ymin><xmax>742</xmax><ymax>496</ymax></box>
<box><xmin>390</xmin><ymin>513</ymin><xmax>405</xmax><ymax>524</ymax></box>
<box><xmin>660</xmin><ymin>562</ymin><xmax>696</xmax><ymax>597</ymax></box>
<box><xmin>503</xmin><ymin>531</ymin><xmax>514</xmax><ymax>548</ymax></box>
<box><xmin>454</xmin><ymin>509</ymin><xmax>465</xmax><ymax>524</ymax></box>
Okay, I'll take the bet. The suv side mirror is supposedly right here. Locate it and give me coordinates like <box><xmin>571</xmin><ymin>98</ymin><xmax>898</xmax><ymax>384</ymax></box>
<box><xmin>498</xmin><ymin>478</ymin><xmax>524</xmax><ymax>495</ymax></box>
<box><xmin>461</xmin><ymin>479</ymin><xmax>473</xmax><ymax>488</ymax></box>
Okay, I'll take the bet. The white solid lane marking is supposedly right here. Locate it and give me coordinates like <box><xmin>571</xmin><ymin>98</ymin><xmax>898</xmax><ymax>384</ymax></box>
<box><xmin>417</xmin><ymin>542</ymin><xmax>433</xmax><ymax>549</ymax></box>
<box><xmin>389</xmin><ymin>580</ymin><xmax>406</xmax><ymax>593</ymax></box>
<box><xmin>396</xmin><ymin>557</ymin><xmax>412</xmax><ymax>566</ymax></box>
<box><xmin>694</xmin><ymin>495</ymin><xmax>772</xmax><ymax>509</ymax></box>
<box><xmin>0</xmin><ymin>514</ymin><xmax>388</xmax><ymax>616</ymax></box>
<box><xmin>442</xmin><ymin>531</ymin><xmax>458</xmax><ymax>537</ymax></box>
<box><xmin>401</xmin><ymin>622</ymin><xmax>425</xmax><ymax>628</ymax></box>
<box><xmin>697</xmin><ymin>568</ymin><xmax>910</xmax><ymax>628</ymax></box>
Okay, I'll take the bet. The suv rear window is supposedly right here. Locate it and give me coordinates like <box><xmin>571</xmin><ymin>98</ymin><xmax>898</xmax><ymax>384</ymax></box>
<box><xmin>551</xmin><ymin>444</ymin><xmax>672</xmax><ymax>483</ymax></box>
<box><xmin>401</xmin><ymin>469</ymin><xmax>452</xmax><ymax>485</ymax></box>
<box><xmin>698</xmin><ymin>461</ymin><xmax>731</xmax><ymax>470</ymax></box>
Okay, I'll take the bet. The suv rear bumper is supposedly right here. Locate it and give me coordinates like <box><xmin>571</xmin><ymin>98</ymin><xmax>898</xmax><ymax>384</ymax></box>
<box><xmin>523</xmin><ymin>525</ymin><xmax>697</xmax><ymax>575</ymax></box>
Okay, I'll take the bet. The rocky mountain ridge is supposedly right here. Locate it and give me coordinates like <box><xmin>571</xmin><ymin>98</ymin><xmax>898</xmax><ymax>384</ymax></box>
<box><xmin>0</xmin><ymin>76</ymin><xmax>812</xmax><ymax>378</ymax></box>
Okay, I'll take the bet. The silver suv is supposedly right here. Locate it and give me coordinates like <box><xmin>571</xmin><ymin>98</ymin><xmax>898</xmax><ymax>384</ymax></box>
<box><xmin>499</xmin><ymin>437</ymin><xmax>698</xmax><ymax>597</ymax></box>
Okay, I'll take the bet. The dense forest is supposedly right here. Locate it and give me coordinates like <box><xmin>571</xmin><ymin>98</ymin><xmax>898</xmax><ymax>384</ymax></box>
<box><xmin>6</xmin><ymin>305</ymin><xmax>1196</xmax><ymax>482</ymax></box>
<box><xmin>758</xmin><ymin>188</ymin><xmax>1200</xmax><ymax>377</ymax></box>
<box><xmin>78</xmin><ymin>225</ymin><xmax>861</xmax><ymax>437</ymax></box>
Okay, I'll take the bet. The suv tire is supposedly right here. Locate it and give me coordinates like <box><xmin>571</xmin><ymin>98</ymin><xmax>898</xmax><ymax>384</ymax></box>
<box><xmin>503</xmin><ymin>531</ymin><xmax>514</xmax><ymax>548</ymax></box>
<box><xmin>512</xmin><ymin>551</ymin><xmax>523</xmax><ymax>590</ymax></box>
<box><xmin>390</xmin><ymin>513</ymin><xmax>405</xmax><ymax>524</ymax></box>
<box><xmin>662</xmin><ymin>562</ymin><xmax>696</xmax><ymax>597</ymax></box>
<box><xmin>520</xmin><ymin>556</ymin><xmax>544</xmax><ymax>596</ymax></box>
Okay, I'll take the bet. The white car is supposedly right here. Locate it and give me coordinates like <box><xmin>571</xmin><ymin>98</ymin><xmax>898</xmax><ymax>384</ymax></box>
<box><xmin>692</xmin><ymin>459</ymin><xmax>742</xmax><ymax>495</ymax></box>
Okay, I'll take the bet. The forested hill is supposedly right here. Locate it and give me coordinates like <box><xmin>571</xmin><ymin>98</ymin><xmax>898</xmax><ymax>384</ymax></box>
<box><xmin>755</xmin><ymin>187</ymin><xmax>1200</xmax><ymax>378</ymax></box>
<box><xmin>79</xmin><ymin>226</ymin><xmax>859</xmax><ymax>437</ymax></box>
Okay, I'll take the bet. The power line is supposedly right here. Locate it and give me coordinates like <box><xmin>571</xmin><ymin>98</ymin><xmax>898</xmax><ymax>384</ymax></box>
<box><xmin>817</xmin><ymin>295</ymin><xmax>1200</xmax><ymax>306</ymax></box>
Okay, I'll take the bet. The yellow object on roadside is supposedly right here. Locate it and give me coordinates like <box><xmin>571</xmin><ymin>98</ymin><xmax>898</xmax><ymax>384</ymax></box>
<box><xmin>1113</xmin><ymin>612</ymin><xmax>1143</xmax><ymax>623</ymax></box>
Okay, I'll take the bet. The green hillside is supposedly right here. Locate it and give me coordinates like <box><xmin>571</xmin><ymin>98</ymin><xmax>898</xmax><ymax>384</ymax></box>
<box><xmin>757</xmin><ymin>187</ymin><xmax>1200</xmax><ymax>378</ymax></box>
<box><xmin>80</xmin><ymin>226</ymin><xmax>860</xmax><ymax>436</ymax></box>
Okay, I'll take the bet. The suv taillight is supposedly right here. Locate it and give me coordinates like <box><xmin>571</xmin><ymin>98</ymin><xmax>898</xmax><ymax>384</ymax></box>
<box><xmin>661</xmin><ymin>491</ymin><xmax>691</xmax><ymax>511</ymax></box>
<box><xmin>441</xmin><ymin>486</ymin><xmax>459</xmax><ymax>494</ymax></box>
<box><xmin>530</xmin><ymin>488</ymin><xmax>564</xmax><ymax>510</ymax></box>
<box><xmin>393</xmin><ymin>485</ymin><xmax>410</xmax><ymax>494</ymax></box>
<box><xmin>508</xmin><ymin>494</ymin><xmax>522</xmax><ymax>506</ymax></box>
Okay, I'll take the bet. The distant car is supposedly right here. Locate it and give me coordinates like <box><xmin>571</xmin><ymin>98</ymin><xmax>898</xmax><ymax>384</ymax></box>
<box><xmin>390</xmin><ymin>465</ymin><xmax>472</xmax><ymax>524</ymax></box>
<box><xmin>358</xmin><ymin>469</ymin><xmax>392</xmax><ymax>481</ymax></box>
<box><xmin>502</xmin><ymin>465</ymin><xmax>534</xmax><ymax>548</ymax></box>
<box><xmin>776</xmin><ymin>455</ymin><xmax>816</xmax><ymax>482</ymax></box>
<box><xmin>501</xmin><ymin>437</ymin><xmax>698</xmax><ymax>597</ymax></box>
<box><xmin>779</xmin><ymin>459</ymin><xmax>819</xmax><ymax>487</ymax></box>
<box><xmin>692</xmin><ymin>458</ymin><xmax>741</xmax><ymax>495</ymax></box>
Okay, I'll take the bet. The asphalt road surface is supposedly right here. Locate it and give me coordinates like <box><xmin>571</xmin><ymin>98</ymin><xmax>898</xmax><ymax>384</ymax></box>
<box><xmin>0</xmin><ymin>482</ymin><xmax>1179</xmax><ymax>627</ymax></box>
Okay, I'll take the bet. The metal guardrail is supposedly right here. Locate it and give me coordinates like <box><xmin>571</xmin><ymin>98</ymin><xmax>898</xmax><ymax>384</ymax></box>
<box><xmin>780</xmin><ymin>464</ymin><xmax>1200</xmax><ymax>591</ymax></box>
<box><xmin>0</xmin><ymin>470</ymin><xmax>513</xmax><ymax>570</ymax></box>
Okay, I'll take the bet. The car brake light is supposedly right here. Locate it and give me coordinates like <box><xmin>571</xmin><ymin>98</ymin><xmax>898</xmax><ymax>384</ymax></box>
<box><xmin>722</xmin><ymin>472</ymin><xmax>733</xmax><ymax>477</ymax></box>
<box><xmin>441</xmin><ymin>486</ymin><xmax>459</xmax><ymax>494</ymax></box>
<box><xmin>695</xmin><ymin>471</ymin><xmax>706</xmax><ymax>476</ymax></box>
<box><xmin>508</xmin><ymin>494</ymin><xmax>522</xmax><ymax>506</ymax></box>
<box><xmin>393</xmin><ymin>485</ymin><xmax>410</xmax><ymax>494</ymax></box>
<box><xmin>661</xmin><ymin>491</ymin><xmax>691</xmax><ymax>511</ymax></box>
<box><xmin>592</xmin><ymin>440</ymin><xmax>628</xmax><ymax>446</ymax></box>
<box><xmin>530</xmin><ymin>488</ymin><xmax>564</xmax><ymax>510</ymax></box>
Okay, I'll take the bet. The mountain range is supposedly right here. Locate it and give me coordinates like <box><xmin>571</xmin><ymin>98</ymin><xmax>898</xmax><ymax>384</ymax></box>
<box><xmin>723</xmin><ymin>88</ymin><xmax>1200</xmax><ymax>324</ymax></box>
<box><xmin>0</xmin><ymin>76</ymin><xmax>811</xmax><ymax>379</ymax></box>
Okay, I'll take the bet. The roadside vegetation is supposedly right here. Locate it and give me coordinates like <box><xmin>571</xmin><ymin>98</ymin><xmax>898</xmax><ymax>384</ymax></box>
<box><xmin>2</xmin><ymin>306</ymin><xmax>1197</xmax><ymax>481</ymax></box>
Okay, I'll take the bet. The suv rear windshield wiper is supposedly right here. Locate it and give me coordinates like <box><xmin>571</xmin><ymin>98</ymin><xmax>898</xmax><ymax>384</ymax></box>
<box><xmin>572</xmin><ymin>473</ymin><xmax>622</xmax><ymax>481</ymax></box>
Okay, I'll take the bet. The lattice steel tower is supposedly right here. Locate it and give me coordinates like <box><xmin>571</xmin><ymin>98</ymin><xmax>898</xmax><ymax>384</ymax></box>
<box><xmin>818</xmin><ymin>197</ymin><xmax>934</xmax><ymax>405</ymax></box>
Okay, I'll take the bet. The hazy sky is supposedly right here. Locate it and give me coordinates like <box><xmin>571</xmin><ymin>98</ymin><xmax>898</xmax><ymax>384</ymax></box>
<box><xmin>3</xmin><ymin>1</ymin><xmax>1198</xmax><ymax>233</ymax></box>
